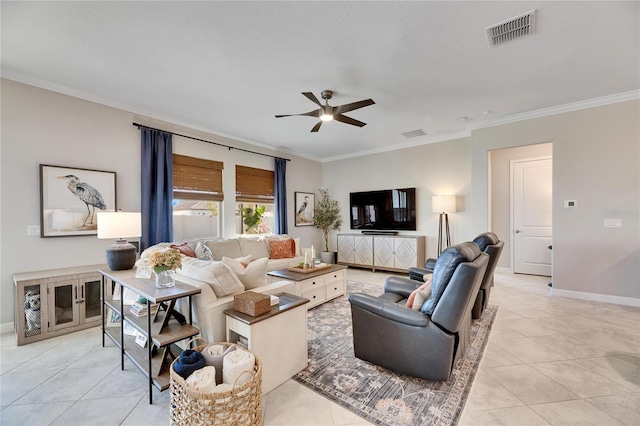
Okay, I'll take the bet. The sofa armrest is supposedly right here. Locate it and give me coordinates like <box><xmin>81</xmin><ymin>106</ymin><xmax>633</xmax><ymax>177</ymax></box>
<box><xmin>348</xmin><ymin>293</ymin><xmax>429</xmax><ymax>327</ymax></box>
<box><xmin>186</xmin><ymin>279</ymin><xmax>296</xmax><ymax>344</ymax></box>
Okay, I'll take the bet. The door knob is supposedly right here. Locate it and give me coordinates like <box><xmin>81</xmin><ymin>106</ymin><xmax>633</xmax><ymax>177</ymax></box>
<box><xmin>515</xmin><ymin>229</ymin><xmax>523</xmax><ymax>233</ymax></box>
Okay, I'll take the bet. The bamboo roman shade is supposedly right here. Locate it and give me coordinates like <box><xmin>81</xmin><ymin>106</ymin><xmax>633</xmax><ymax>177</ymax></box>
<box><xmin>236</xmin><ymin>165</ymin><xmax>274</xmax><ymax>203</ymax></box>
<box><xmin>173</xmin><ymin>154</ymin><xmax>224</xmax><ymax>201</ymax></box>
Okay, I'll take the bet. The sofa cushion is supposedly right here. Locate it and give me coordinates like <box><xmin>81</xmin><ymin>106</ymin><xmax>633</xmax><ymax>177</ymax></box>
<box><xmin>238</xmin><ymin>238</ymin><xmax>270</xmax><ymax>259</ymax></box>
<box><xmin>268</xmin><ymin>239</ymin><xmax>294</xmax><ymax>259</ymax></box>
<box><xmin>177</xmin><ymin>257</ymin><xmax>244</xmax><ymax>297</ymax></box>
<box><xmin>171</xmin><ymin>242</ymin><xmax>196</xmax><ymax>258</ymax></box>
<box><xmin>222</xmin><ymin>256</ymin><xmax>268</xmax><ymax>290</ymax></box>
<box><xmin>206</xmin><ymin>239</ymin><xmax>243</xmax><ymax>261</ymax></box>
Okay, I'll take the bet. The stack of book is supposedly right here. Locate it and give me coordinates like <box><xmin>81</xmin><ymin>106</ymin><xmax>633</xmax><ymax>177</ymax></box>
<box><xmin>130</xmin><ymin>302</ymin><xmax>159</xmax><ymax>317</ymax></box>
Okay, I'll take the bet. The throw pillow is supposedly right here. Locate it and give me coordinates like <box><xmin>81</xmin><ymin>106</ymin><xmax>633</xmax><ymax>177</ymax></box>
<box><xmin>171</xmin><ymin>242</ymin><xmax>196</xmax><ymax>258</ymax></box>
<box><xmin>293</xmin><ymin>237</ymin><xmax>301</xmax><ymax>256</ymax></box>
<box><xmin>412</xmin><ymin>279</ymin><xmax>433</xmax><ymax>312</ymax></box>
<box><xmin>139</xmin><ymin>243</ymin><xmax>172</xmax><ymax>260</ymax></box>
<box><xmin>222</xmin><ymin>256</ymin><xmax>268</xmax><ymax>289</ymax></box>
<box><xmin>405</xmin><ymin>279</ymin><xmax>432</xmax><ymax>309</ymax></box>
<box><xmin>268</xmin><ymin>239</ymin><xmax>294</xmax><ymax>259</ymax></box>
<box><xmin>194</xmin><ymin>241</ymin><xmax>213</xmax><ymax>261</ymax></box>
<box><xmin>177</xmin><ymin>257</ymin><xmax>244</xmax><ymax>297</ymax></box>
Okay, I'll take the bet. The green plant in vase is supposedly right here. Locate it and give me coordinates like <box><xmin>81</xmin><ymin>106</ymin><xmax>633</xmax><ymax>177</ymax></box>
<box><xmin>314</xmin><ymin>187</ymin><xmax>342</xmax><ymax>263</ymax></box>
<box><xmin>243</xmin><ymin>205</ymin><xmax>265</xmax><ymax>234</ymax></box>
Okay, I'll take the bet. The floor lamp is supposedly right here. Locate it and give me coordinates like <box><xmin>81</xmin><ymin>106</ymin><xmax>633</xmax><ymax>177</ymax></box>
<box><xmin>432</xmin><ymin>195</ymin><xmax>456</xmax><ymax>256</ymax></box>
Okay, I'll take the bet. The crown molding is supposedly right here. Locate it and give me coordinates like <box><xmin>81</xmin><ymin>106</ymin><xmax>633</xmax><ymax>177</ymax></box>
<box><xmin>1</xmin><ymin>71</ymin><xmax>321</xmax><ymax>162</ymax></box>
<box><xmin>320</xmin><ymin>131</ymin><xmax>471</xmax><ymax>163</ymax></box>
<box><xmin>467</xmin><ymin>90</ymin><xmax>640</xmax><ymax>131</ymax></box>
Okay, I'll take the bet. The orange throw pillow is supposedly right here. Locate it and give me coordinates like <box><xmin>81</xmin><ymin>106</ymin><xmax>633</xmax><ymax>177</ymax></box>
<box><xmin>170</xmin><ymin>242</ymin><xmax>196</xmax><ymax>258</ymax></box>
<box><xmin>269</xmin><ymin>239</ymin><xmax>294</xmax><ymax>259</ymax></box>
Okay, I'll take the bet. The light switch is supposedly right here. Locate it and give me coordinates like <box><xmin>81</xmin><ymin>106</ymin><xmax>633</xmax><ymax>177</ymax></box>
<box><xmin>27</xmin><ymin>225</ymin><xmax>40</xmax><ymax>236</ymax></box>
<box><xmin>604</xmin><ymin>219</ymin><xmax>622</xmax><ymax>228</ymax></box>
<box><xmin>564</xmin><ymin>200</ymin><xmax>578</xmax><ymax>208</ymax></box>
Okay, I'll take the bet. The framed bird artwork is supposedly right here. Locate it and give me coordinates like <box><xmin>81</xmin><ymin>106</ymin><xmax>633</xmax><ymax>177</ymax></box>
<box><xmin>39</xmin><ymin>164</ymin><xmax>116</xmax><ymax>237</ymax></box>
<box><xmin>295</xmin><ymin>191</ymin><xmax>315</xmax><ymax>227</ymax></box>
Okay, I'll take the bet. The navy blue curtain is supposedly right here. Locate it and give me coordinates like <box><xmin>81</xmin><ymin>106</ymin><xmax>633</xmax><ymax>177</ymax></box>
<box><xmin>140</xmin><ymin>128</ymin><xmax>173</xmax><ymax>250</ymax></box>
<box><xmin>274</xmin><ymin>157</ymin><xmax>288</xmax><ymax>234</ymax></box>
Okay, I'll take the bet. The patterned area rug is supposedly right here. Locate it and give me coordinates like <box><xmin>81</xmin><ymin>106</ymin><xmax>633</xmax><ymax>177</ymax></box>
<box><xmin>293</xmin><ymin>280</ymin><xmax>497</xmax><ymax>426</ymax></box>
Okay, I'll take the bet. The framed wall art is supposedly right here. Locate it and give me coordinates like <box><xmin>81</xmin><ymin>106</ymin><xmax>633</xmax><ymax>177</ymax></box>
<box><xmin>295</xmin><ymin>191</ymin><xmax>315</xmax><ymax>226</ymax></box>
<box><xmin>40</xmin><ymin>164</ymin><xmax>117</xmax><ymax>237</ymax></box>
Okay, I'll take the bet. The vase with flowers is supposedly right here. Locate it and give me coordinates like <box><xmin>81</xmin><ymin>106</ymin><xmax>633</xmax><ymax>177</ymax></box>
<box><xmin>148</xmin><ymin>247</ymin><xmax>182</xmax><ymax>288</ymax></box>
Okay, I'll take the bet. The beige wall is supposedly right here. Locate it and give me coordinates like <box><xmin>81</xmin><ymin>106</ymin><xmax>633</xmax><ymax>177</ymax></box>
<box><xmin>489</xmin><ymin>143</ymin><xmax>553</xmax><ymax>268</ymax></box>
<box><xmin>472</xmin><ymin>100</ymin><xmax>640</xmax><ymax>301</ymax></box>
<box><xmin>0</xmin><ymin>79</ymin><xmax>322</xmax><ymax>326</ymax></box>
<box><xmin>322</xmin><ymin>137</ymin><xmax>473</xmax><ymax>260</ymax></box>
<box><xmin>3</xmin><ymin>78</ymin><xmax>638</xmax><ymax>329</ymax></box>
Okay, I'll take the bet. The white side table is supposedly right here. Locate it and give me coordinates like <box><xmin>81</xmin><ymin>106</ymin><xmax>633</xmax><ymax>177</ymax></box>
<box><xmin>224</xmin><ymin>293</ymin><xmax>309</xmax><ymax>394</ymax></box>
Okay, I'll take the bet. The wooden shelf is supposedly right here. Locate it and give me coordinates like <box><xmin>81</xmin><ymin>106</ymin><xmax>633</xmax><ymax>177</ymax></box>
<box><xmin>100</xmin><ymin>269</ymin><xmax>201</xmax><ymax>403</ymax></box>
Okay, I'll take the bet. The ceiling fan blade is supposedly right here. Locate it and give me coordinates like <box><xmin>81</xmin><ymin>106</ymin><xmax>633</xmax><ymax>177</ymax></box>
<box><xmin>310</xmin><ymin>121</ymin><xmax>323</xmax><ymax>132</ymax></box>
<box><xmin>302</xmin><ymin>92</ymin><xmax>323</xmax><ymax>106</ymax></box>
<box><xmin>335</xmin><ymin>99</ymin><xmax>375</xmax><ymax>114</ymax></box>
<box><xmin>275</xmin><ymin>109</ymin><xmax>320</xmax><ymax>118</ymax></box>
<box><xmin>334</xmin><ymin>113</ymin><xmax>366</xmax><ymax>127</ymax></box>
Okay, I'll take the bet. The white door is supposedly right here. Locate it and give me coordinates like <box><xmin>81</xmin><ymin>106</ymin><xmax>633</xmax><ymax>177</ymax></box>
<box><xmin>512</xmin><ymin>157</ymin><xmax>552</xmax><ymax>276</ymax></box>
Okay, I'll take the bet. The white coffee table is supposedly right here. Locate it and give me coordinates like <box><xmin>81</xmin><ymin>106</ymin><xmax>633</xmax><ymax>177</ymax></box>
<box><xmin>267</xmin><ymin>264</ymin><xmax>347</xmax><ymax>309</ymax></box>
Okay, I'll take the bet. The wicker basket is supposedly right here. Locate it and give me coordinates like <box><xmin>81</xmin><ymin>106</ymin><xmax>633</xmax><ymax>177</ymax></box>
<box><xmin>234</xmin><ymin>291</ymin><xmax>271</xmax><ymax>316</ymax></box>
<box><xmin>170</xmin><ymin>339</ymin><xmax>263</xmax><ymax>426</ymax></box>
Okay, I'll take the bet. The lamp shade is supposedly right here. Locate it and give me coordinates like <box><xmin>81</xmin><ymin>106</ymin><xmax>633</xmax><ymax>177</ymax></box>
<box><xmin>432</xmin><ymin>195</ymin><xmax>456</xmax><ymax>214</ymax></box>
<box><xmin>97</xmin><ymin>212</ymin><xmax>141</xmax><ymax>239</ymax></box>
<box><xmin>97</xmin><ymin>212</ymin><xmax>141</xmax><ymax>271</ymax></box>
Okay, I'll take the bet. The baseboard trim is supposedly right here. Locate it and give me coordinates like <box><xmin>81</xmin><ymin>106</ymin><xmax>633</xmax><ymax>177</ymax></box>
<box><xmin>551</xmin><ymin>288</ymin><xmax>640</xmax><ymax>308</ymax></box>
<box><xmin>495</xmin><ymin>266</ymin><xmax>512</xmax><ymax>274</ymax></box>
<box><xmin>1</xmin><ymin>322</ymin><xmax>15</xmax><ymax>334</ymax></box>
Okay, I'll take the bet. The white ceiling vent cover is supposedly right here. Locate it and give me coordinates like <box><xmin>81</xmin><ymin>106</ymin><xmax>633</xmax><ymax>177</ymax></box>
<box><xmin>401</xmin><ymin>129</ymin><xmax>426</xmax><ymax>138</ymax></box>
<box><xmin>486</xmin><ymin>10</ymin><xmax>536</xmax><ymax>47</ymax></box>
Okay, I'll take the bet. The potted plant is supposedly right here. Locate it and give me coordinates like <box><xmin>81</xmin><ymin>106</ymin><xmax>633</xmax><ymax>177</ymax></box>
<box><xmin>242</xmin><ymin>205</ymin><xmax>265</xmax><ymax>234</ymax></box>
<box><xmin>313</xmin><ymin>187</ymin><xmax>342</xmax><ymax>263</ymax></box>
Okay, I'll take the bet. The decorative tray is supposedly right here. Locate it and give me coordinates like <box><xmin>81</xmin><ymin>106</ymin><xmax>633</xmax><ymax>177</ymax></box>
<box><xmin>287</xmin><ymin>263</ymin><xmax>332</xmax><ymax>274</ymax></box>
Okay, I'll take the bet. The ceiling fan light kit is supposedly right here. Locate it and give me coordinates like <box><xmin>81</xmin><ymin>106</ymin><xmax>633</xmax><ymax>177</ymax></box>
<box><xmin>276</xmin><ymin>90</ymin><xmax>375</xmax><ymax>132</ymax></box>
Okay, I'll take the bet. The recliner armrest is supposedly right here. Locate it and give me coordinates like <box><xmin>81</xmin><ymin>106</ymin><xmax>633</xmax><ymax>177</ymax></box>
<box><xmin>384</xmin><ymin>276</ymin><xmax>420</xmax><ymax>297</ymax></box>
<box><xmin>407</xmin><ymin>267</ymin><xmax>431</xmax><ymax>282</ymax></box>
<box><xmin>425</xmin><ymin>257</ymin><xmax>437</xmax><ymax>270</ymax></box>
<box><xmin>348</xmin><ymin>293</ymin><xmax>429</xmax><ymax>327</ymax></box>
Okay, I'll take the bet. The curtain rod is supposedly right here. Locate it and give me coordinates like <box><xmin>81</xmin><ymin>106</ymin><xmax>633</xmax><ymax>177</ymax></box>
<box><xmin>132</xmin><ymin>123</ymin><xmax>290</xmax><ymax>162</ymax></box>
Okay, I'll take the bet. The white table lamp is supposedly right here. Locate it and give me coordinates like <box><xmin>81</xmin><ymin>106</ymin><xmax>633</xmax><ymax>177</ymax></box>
<box><xmin>97</xmin><ymin>212</ymin><xmax>142</xmax><ymax>270</ymax></box>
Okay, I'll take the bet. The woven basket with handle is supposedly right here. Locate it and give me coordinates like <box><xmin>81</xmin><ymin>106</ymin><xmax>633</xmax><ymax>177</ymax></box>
<box><xmin>169</xmin><ymin>338</ymin><xmax>262</xmax><ymax>426</ymax></box>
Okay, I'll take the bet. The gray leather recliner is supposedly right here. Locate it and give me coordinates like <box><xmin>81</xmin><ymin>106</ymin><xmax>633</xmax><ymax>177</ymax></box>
<box><xmin>348</xmin><ymin>242</ymin><xmax>489</xmax><ymax>381</ymax></box>
<box><xmin>408</xmin><ymin>232</ymin><xmax>504</xmax><ymax>319</ymax></box>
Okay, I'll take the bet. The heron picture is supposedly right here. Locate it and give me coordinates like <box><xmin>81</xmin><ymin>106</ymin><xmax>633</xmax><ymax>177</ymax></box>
<box><xmin>295</xmin><ymin>191</ymin><xmax>315</xmax><ymax>226</ymax></box>
<box><xmin>40</xmin><ymin>164</ymin><xmax>116</xmax><ymax>237</ymax></box>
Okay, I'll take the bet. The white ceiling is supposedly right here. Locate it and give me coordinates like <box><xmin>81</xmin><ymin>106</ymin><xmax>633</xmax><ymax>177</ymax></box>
<box><xmin>2</xmin><ymin>1</ymin><xmax>638</xmax><ymax>161</ymax></box>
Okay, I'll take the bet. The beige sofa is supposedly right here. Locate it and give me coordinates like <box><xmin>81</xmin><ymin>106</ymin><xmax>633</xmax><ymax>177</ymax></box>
<box><xmin>138</xmin><ymin>236</ymin><xmax>306</xmax><ymax>343</ymax></box>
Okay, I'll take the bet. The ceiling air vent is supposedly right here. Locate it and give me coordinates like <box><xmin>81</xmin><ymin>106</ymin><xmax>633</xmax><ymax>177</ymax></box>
<box><xmin>401</xmin><ymin>129</ymin><xmax>426</xmax><ymax>139</ymax></box>
<box><xmin>486</xmin><ymin>10</ymin><xmax>536</xmax><ymax>47</ymax></box>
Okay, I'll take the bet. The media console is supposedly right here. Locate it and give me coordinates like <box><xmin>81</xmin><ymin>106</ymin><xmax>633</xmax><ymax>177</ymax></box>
<box><xmin>337</xmin><ymin>234</ymin><xmax>425</xmax><ymax>273</ymax></box>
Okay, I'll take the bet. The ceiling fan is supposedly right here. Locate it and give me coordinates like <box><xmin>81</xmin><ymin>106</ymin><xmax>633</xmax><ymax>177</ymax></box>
<box><xmin>275</xmin><ymin>90</ymin><xmax>375</xmax><ymax>132</ymax></box>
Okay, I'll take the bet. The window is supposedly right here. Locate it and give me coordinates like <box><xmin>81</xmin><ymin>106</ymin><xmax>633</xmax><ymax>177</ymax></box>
<box><xmin>235</xmin><ymin>165</ymin><xmax>274</xmax><ymax>235</ymax></box>
<box><xmin>172</xmin><ymin>154</ymin><xmax>223</xmax><ymax>240</ymax></box>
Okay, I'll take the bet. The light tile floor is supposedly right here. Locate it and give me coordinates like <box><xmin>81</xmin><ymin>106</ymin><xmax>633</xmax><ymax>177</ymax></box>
<box><xmin>1</xmin><ymin>269</ymin><xmax>638</xmax><ymax>425</ymax></box>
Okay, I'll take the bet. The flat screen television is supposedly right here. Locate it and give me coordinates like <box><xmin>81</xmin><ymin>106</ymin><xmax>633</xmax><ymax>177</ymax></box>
<box><xmin>350</xmin><ymin>188</ymin><xmax>417</xmax><ymax>231</ymax></box>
